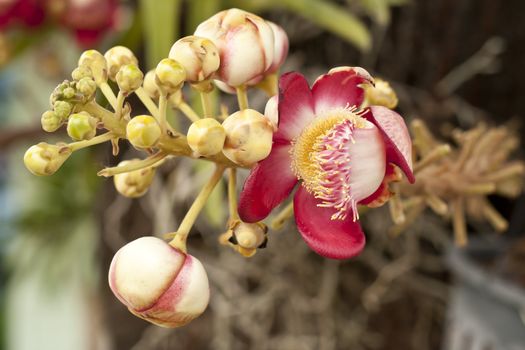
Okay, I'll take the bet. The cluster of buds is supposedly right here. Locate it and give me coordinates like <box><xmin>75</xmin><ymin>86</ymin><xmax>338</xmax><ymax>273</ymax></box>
<box><xmin>23</xmin><ymin>8</ymin><xmax>290</xmax><ymax>328</ymax></box>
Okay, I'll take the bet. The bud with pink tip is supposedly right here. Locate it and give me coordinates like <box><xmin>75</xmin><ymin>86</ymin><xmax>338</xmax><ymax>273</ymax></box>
<box><xmin>108</xmin><ymin>236</ymin><xmax>210</xmax><ymax>328</ymax></box>
<box><xmin>194</xmin><ymin>8</ymin><xmax>274</xmax><ymax>87</ymax></box>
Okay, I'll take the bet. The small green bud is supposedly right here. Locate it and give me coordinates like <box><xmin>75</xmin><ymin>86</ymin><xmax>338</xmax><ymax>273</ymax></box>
<box><xmin>126</xmin><ymin>115</ymin><xmax>161</xmax><ymax>149</ymax></box>
<box><xmin>143</xmin><ymin>70</ymin><xmax>160</xmax><ymax>99</ymax></box>
<box><xmin>72</xmin><ymin>66</ymin><xmax>93</xmax><ymax>81</ymax></box>
<box><xmin>187</xmin><ymin>118</ymin><xmax>226</xmax><ymax>157</ymax></box>
<box><xmin>155</xmin><ymin>58</ymin><xmax>186</xmax><ymax>94</ymax></box>
<box><xmin>23</xmin><ymin>142</ymin><xmax>72</xmax><ymax>176</ymax></box>
<box><xmin>63</xmin><ymin>87</ymin><xmax>76</xmax><ymax>99</ymax></box>
<box><xmin>41</xmin><ymin>110</ymin><xmax>62</xmax><ymax>132</ymax></box>
<box><xmin>67</xmin><ymin>112</ymin><xmax>97</xmax><ymax>141</ymax></box>
<box><xmin>116</xmin><ymin>64</ymin><xmax>144</xmax><ymax>94</ymax></box>
<box><xmin>113</xmin><ymin>160</ymin><xmax>156</xmax><ymax>198</ymax></box>
<box><xmin>77</xmin><ymin>77</ymin><xmax>97</xmax><ymax>99</ymax></box>
<box><xmin>53</xmin><ymin>101</ymin><xmax>72</xmax><ymax>119</ymax></box>
<box><xmin>104</xmin><ymin>46</ymin><xmax>138</xmax><ymax>81</ymax></box>
<box><xmin>78</xmin><ymin>50</ymin><xmax>107</xmax><ymax>85</ymax></box>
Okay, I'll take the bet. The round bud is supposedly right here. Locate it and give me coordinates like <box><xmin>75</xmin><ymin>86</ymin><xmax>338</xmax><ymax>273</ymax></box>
<box><xmin>143</xmin><ymin>70</ymin><xmax>160</xmax><ymax>99</ymax></box>
<box><xmin>187</xmin><ymin>118</ymin><xmax>226</xmax><ymax>157</ymax></box>
<box><xmin>41</xmin><ymin>110</ymin><xmax>62</xmax><ymax>132</ymax></box>
<box><xmin>364</xmin><ymin>78</ymin><xmax>398</xmax><ymax>109</ymax></box>
<box><xmin>53</xmin><ymin>100</ymin><xmax>73</xmax><ymax>120</ymax></box>
<box><xmin>263</xmin><ymin>95</ymin><xmax>278</xmax><ymax>131</ymax></box>
<box><xmin>67</xmin><ymin>112</ymin><xmax>97</xmax><ymax>141</ymax></box>
<box><xmin>62</xmin><ymin>87</ymin><xmax>76</xmax><ymax>99</ymax></box>
<box><xmin>76</xmin><ymin>77</ymin><xmax>97</xmax><ymax>98</ymax></box>
<box><xmin>71</xmin><ymin>65</ymin><xmax>92</xmax><ymax>81</ymax></box>
<box><xmin>222</xmin><ymin>109</ymin><xmax>274</xmax><ymax>166</ymax></box>
<box><xmin>104</xmin><ymin>46</ymin><xmax>139</xmax><ymax>81</ymax></box>
<box><xmin>113</xmin><ymin>160</ymin><xmax>156</xmax><ymax>198</ymax></box>
<box><xmin>78</xmin><ymin>49</ymin><xmax>107</xmax><ymax>85</ymax></box>
<box><xmin>23</xmin><ymin>142</ymin><xmax>72</xmax><ymax>176</ymax></box>
<box><xmin>195</xmin><ymin>9</ymin><xmax>274</xmax><ymax>87</ymax></box>
<box><xmin>108</xmin><ymin>236</ymin><xmax>210</xmax><ymax>327</ymax></box>
<box><xmin>220</xmin><ymin>221</ymin><xmax>268</xmax><ymax>257</ymax></box>
<box><xmin>116</xmin><ymin>64</ymin><xmax>144</xmax><ymax>94</ymax></box>
<box><xmin>155</xmin><ymin>58</ymin><xmax>186</xmax><ymax>94</ymax></box>
<box><xmin>168</xmin><ymin>36</ymin><xmax>220</xmax><ymax>83</ymax></box>
<box><xmin>126</xmin><ymin>115</ymin><xmax>162</xmax><ymax>149</ymax></box>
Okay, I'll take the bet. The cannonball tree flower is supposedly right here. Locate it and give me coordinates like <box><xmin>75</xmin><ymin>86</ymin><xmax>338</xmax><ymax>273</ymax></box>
<box><xmin>238</xmin><ymin>67</ymin><xmax>415</xmax><ymax>259</ymax></box>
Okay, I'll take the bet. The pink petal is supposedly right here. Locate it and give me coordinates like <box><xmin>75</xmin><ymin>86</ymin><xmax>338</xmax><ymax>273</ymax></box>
<box><xmin>364</xmin><ymin>106</ymin><xmax>415</xmax><ymax>183</ymax></box>
<box><xmin>238</xmin><ymin>142</ymin><xmax>297</xmax><ymax>222</ymax></box>
<box><xmin>274</xmin><ymin>72</ymin><xmax>315</xmax><ymax>142</ymax></box>
<box><xmin>293</xmin><ymin>185</ymin><xmax>366</xmax><ymax>259</ymax></box>
<box><xmin>312</xmin><ymin>68</ymin><xmax>372</xmax><ymax>115</ymax></box>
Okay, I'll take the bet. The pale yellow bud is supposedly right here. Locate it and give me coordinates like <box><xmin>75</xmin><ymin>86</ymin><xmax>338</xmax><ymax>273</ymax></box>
<box><xmin>222</xmin><ymin>109</ymin><xmax>273</xmax><ymax>166</ymax></box>
<box><xmin>104</xmin><ymin>46</ymin><xmax>139</xmax><ymax>81</ymax></box>
<box><xmin>53</xmin><ymin>100</ymin><xmax>73</xmax><ymax>120</ymax></box>
<box><xmin>187</xmin><ymin>118</ymin><xmax>226</xmax><ymax>157</ymax></box>
<box><xmin>116</xmin><ymin>64</ymin><xmax>144</xmax><ymax>94</ymax></box>
<box><xmin>67</xmin><ymin>112</ymin><xmax>97</xmax><ymax>141</ymax></box>
<box><xmin>71</xmin><ymin>65</ymin><xmax>92</xmax><ymax>81</ymax></box>
<box><xmin>41</xmin><ymin>110</ymin><xmax>62</xmax><ymax>132</ymax></box>
<box><xmin>23</xmin><ymin>142</ymin><xmax>72</xmax><ymax>176</ymax></box>
<box><xmin>168</xmin><ymin>36</ymin><xmax>220</xmax><ymax>83</ymax></box>
<box><xmin>126</xmin><ymin>115</ymin><xmax>162</xmax><ymax>149</ymax></box>
<box><xmin>143</xmin><ymin>70</ymin><xmax>160</xmax><ymax>99</ymax></box>
<box><xmin>113</xmin><ymin>160</ymin><xmax>156</xmax><ymax>198</ymax></box>
<box><xmin>77</xmin><ymin>77</ymin><xmax>97</xmax><ymax>98</ymax></box>
<box><xmin>155</xmin><ymin>58</ymin><xmax>186</xmax><ymax>94</ymax></box>
<box><xmin>220</xmin><ymin>221</ymin><xmax>268</xmax><ymax>257</ymax></box>
<box><xmin>364</xmin><ymin>78</ymin><xmax>399</xmax><ymax>109</ymax></box>
<box><xmin>78</xmin><ymin>50</ymin><xmax>107</xmax><ymax>85</ymax></box>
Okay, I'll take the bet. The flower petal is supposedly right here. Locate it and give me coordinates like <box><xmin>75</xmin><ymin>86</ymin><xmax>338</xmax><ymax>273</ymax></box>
<box><xmin>238</xmin><ymin>142</ymin><xmax>297</xmax><ymax>222</ymax></box>
<box><xmin>312</xmin><ymin>67</ymin><xmax>372</xmax><ymax>115</ymax></box>
<box><xmin>293</xmin><ymin>185</ymin><xmax>366</xmax><ymax>259</ymax></box>
<box><xmin>364</xmin><ymin>106</ymin><xmax>415</xmax><ymax>183</ymax></box>
<box><xmin>274</xmin><ymin>72</ymin><xmax>315</xmax><ymax>142</ymax></box>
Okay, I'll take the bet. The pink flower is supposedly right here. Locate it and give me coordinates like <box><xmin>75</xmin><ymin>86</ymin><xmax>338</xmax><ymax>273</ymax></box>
<box><xmin>238</xmin><ymin>67</ymin><xmax>415</xmax><ymax>259</ymax></box>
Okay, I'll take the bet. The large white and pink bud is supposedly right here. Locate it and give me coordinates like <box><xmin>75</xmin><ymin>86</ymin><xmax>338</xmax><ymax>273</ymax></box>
<box><xmin>108</xmin><ymin>237</ymin><xmax>210</xmax><ymax>328</ymax></box>
<box><xmin>194</xmin><ymin>8</ymin><xmax>274</xmax><ymax>87</ymax></box>
<box><xmin>169</xmin><ymin>36</ymin><xmax>220</xmax><ymax>84</ymax></box>
<box><xmin>266</xmin><ymin>21</ymin><xmax>288</xmax><ymax>74</ymax></box>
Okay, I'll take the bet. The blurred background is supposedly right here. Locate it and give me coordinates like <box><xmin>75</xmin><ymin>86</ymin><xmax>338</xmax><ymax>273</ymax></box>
<box><xmin>1</xmin><ymin>0</ymin><xmax>525</xmax><ymax>349</ymax></box>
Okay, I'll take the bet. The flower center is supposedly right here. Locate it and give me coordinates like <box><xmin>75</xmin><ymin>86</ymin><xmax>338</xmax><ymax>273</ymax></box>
<box><xmin>291</xmin><ymin>107</ymin><xmax>383</xmax><ymax>221</ymax></box>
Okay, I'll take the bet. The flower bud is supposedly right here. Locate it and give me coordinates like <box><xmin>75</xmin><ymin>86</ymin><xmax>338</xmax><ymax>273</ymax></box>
<box><xmin>53</xmin><ymin>100</ymin><xmax>73</xmax><ymax>120</ymax></box>
<box><xmin>23</xmin><ymin>142</ymin><xmax>72</xmax><ymax>176</ymax></box>
<box><xmin>104</xmin><ymin>46</ymin><xmax>139</xmax><ymax>81</ymax></box>
<box><xmin>187</xmin><ymin>118</ymin><xmax>226</xmax><ymax>157</ymax></box>
<box><xmin>195</xmin><ymin>8</ymin><xmax>274</xmax><ymax>87</ymax></box>
<box><xmin>76</xmin><ymin>77</ymin><xmax>97</xmax><ymax>98</ymax></box>
<box><xmin>108</xmin><ymin>236</ymin><xmax>210</xmax><ymax>328</ymax></box>
<box><xmin>263</xmin><ymin>95</ymin><xmax>278</xmax><ymax>131</ymax></box>
<box><xmin>113</xmin><ymin>161</ymin><xmax>156</xmax><ymax>198</ymax></box>
<box><xmin>266</xmin><ymin>21</ymin><xmax>288</xmax><ymax>74</ymax></box>
<box><xmin>116</xmin><ymin>64</ymin><xmax>144</xmax><ymax>94</ymax></box>
<box><xmin>78</xmin><ymin>49</ymin><xmax>107</xmax><ymax>85</ymax></box>
<box><xmin>71</xmin><ymin>65</ymin><xmax>92</xmax><ymax>81</ymax></box>
<box><xmin>143</xmin><ymin>70</ymin><xmax>160</xmax><ymax>99</ymax></box>
<box><xmin>222</xmin><ymin>109</ymin><xmax>273</xmax><ymax>166</ymax></box>
<box><xmin>41</xmin><ymin>110</ymin><xmax>62</xmax><ymax>132</ymax></box>
<box><xmin>126</xmin><ymin>115</ymin><xmax>162</xmax><ymax>149</ymax></box>
<box><xmin>219</xmin><ymin>221</ymin><xmax>268</xmax><ymax>257</ymax></box>
<box><xmin>364</xmin><ymin>78</ymin><xmax>398</xmax><ymax>109</ymax></box>
<box><xmin>67</xmin><ymin>112</ymin><xmax>97</xmax><ymax>141</ymax></box>
<box><xmin>155</xmin><ymin>58</ymin><xmax>186</xmax><ymax>94</ymax></box>
<box><xmin>168</xmin><ymin>36</ymin><xmax>220</xmax><ymax>83</ymax></box>
<box><xmin>63</xmin><ymin>87</ymin><xmax>76</xmax><ymax>99</ymax></box>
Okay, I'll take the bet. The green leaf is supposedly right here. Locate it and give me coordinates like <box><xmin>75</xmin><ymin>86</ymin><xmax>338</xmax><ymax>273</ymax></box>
<box><xmin>358</xmin><ymin>0</ymin><xmax>391</xmax><ymax>25</ymax></box>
